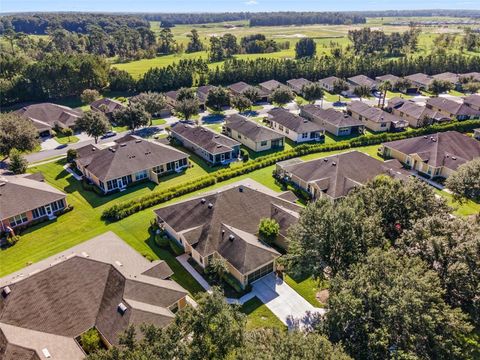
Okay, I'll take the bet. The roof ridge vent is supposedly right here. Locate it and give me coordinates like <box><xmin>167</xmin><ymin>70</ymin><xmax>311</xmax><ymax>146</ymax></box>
<box><xmin>120</xmin><ymin>143</ymin><xmax>127</xmax><ymax>147</ymax></box>
<box><xmin>332</xmin><ymin>162</ymin><xmax>337</xmax><ymax>166</ymax></box>
<box><xmin>135</xmin><ymin>139</ymin><xmax>142</xmax><ymax>143</ymax></box>
<box><xmin>201</xmin><ymin>198</ymin><xmax>206</xmax><ymax>204</ymax></box>
<box><xmin>208</xmin><ymin>203</ymin><xmax>213</xmax><ymax>209</ymax></box>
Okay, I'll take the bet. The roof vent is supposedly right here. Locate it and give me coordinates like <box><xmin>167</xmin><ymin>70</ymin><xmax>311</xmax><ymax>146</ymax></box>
<box><xmin>135</xmin><ymin>139</ymin><xmax>142</xmax><ymax>143</ymax></box>
<box><xmin>81</xmin><ymin>251</ymin><xmax>89</xmax><ymax>257</ymax></box>
<box><xmin>115</xmin><ymin>260</ymin><xmax>123</xmax><ymax>267</ymax></box>
<box><xmin>332</xmin><ymin>162</ymin><xmax>337</xmax><ymax>166</ymax></box>
<box><xmin>214</xmin><ymin>135</ymin><xmax>219</xmax><ymax>138</ymax></box>
<box><xmin>201</xmin><ymin>198</ymin><xmax>206</xmax><ymax>204</ymax></box>
<box><xmin>239</xmin><ymin>186</ymin><xmax>243</xmax><ymax>192</ymax></box>
<box><xmin>42</xmin><ymin>348</ymin><xmax>51</xmax><ymax>359</ymax></box>
<box><xmin>120</xmin><ymin>143</ymin><xmax>127</xmax><ymax>147</ymax></box>
<box><xmin>452</xmin><ymin>156</ymin><xmax>457</xmax><ymax>160</ymax></box>
<box><xmin>118</xmin><ymin>302</ymin><xmax>127</xmax><ymax>315</ymax></box>
<box><xmin>208</xmin><ymin>203</ymin><xmax>213</xmax><ymax>209</ymax></box>
<box><xmin>323</xmin><ymin>158</ymin><xmax>328</xmax><ymax>162</ymax></box>
<box><xmin>229</xmin><ymin>234</ymin><xmax>235</xmax><ymax>241</ymax></box>
<box><xmin>432</xmin><ymin>138</ymin><xmax>436</xmax><ymax>142</ymax></box>
<box><xmin>423</xmin><ymin>135</ymin><xmax>428</xmax><ymax>139</ymax></box>
<box><xmin>2</xmin><ymin>286</ymin><xmax>11</xmax><ymax>296</ymax></box>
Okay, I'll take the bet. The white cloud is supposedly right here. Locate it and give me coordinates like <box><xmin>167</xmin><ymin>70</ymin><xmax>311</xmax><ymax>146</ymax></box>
<box><xmin>245</xmin><ymin>0</ymin><xmax>258</xmax><ymax>5</ymax></box>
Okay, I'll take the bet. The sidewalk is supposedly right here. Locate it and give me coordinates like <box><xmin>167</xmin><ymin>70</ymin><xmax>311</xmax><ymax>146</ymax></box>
<box><xmin>176</xmin><ymin>254</ymin><xmax>212</xmax><ymax>292</ymax></box>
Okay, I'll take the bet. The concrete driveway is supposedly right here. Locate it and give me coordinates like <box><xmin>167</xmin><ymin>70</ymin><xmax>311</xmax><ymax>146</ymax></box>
<box><xmin>252</xmin><ymin>273</ymin><xmax>325</xmax><ymax>330</ymax></box>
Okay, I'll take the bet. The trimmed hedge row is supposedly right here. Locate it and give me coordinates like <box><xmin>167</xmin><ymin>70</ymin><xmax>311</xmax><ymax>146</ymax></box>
<box><xmin>102</xmin><ymin>119</ymin><xmax>480</xmax><ymax>221</ymax></box>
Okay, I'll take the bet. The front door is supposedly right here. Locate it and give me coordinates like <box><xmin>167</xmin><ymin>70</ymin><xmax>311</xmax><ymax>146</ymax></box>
<box><xmin>117</xmin><ymin>179</ymin><xmax>124</xmax><ymax>189</ymax></box>
<box><xmin>45</xmin><ymin>204</ymin><xmax>53</xmax><ymax>216</ymax></box>
<box><xmin>174</xmin><ymin>161</ymin><xmax>180</xmax><ymax>170</ymax></box>
<box><xmin>220</xmin><ymin>153</ymin><xmax>226</xmax><ymax>162</ymax></box>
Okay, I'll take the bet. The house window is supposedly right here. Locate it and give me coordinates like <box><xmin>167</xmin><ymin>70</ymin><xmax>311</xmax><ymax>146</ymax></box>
<box><xmin>238</xmin><ymin>134</ymin><xmax>242</xmax><ymax>139</ymax></box>
<box><xmin>434</xmin><ymin>168</ymin><xmax>441</xmax><ymax>176</ymax></box>
<box><xmin>279</xmin><ymin>125</ymin><xmax>284</xmax><ymax>131</ymax></box>
<box><xmin>285</xmin><ymin>129</ymin><xmax>289</xmax><ymax>134</ymax></box>
<box><xmin>135</xmin><ymin>170</ymin><xmax>148</xmax><ymax>181</ymax></box>
<box><xmin>302</xmin><ymin>133</ymin><xmax>308</xmax><ymax>138</ymax></box>
<box><xmin>260</xmin><ymin>141</ymin><xmax>268</xmax><ymax>146</ymax></box>
<box><xmin>380</xmin><ymin>122</ymin><xmax>387</xmax><ymax>127</ymax></box>
<box><xmin>10</xmin><ymin>213</ymin><xmax>28</xmax><ymax>227</ymax></box>
<box><xmin>32</xmin><ymin>206</ymin><xmax>46</xmax><ymax>219</ymax></box>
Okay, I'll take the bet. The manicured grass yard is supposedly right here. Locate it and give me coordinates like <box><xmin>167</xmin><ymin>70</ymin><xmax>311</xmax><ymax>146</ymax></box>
<box><xmin>54</xmin><ymin>134</ymin><xmax>80</xmax><ymax>144</ymax></box>
<box><xmin>240</xmin><ymin>297</ymin><xmax>286</xmax><ymax>331</ymax></box>
<box><xmin>435</xmin><ymin>189</ymin><xmax>480</xmax><ymax>217</ymax></box>
<box><xmin>284</xmin><ymin>274</ymin><xmax>328</xmax><ymax>307</ymax></box>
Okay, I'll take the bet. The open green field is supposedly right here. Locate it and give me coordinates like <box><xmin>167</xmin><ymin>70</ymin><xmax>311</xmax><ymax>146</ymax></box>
<box><xmin>111</xmin><ymin>16</ymin><xmax>479</xmax><ymax>78</ymax></box>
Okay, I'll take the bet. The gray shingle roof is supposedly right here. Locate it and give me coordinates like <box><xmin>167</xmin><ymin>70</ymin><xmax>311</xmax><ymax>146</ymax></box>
<box><xmin>154</xmin><ymin>185</ymin><xmax>302</xmax><ymax>273</ymax></box>
<box><xmin>348</xmin><ymin>75</ymin><xmax>376</xmax><ymax>88</ymax></box>
<box><xmin>301</xmin><ymin>104</ymin><xmax>363</xmax><ymax>128</ymax></box>
<box><xmin>319</xmin><ymin>76</ymin><xmax>341</xmax><ymax>88</ymax></box>
<box><xmin>90</xmin><ymin>98</ymin><xmax>125</xmax><ymax>114</ymax></box>
<box><xmin>382</xmin><ymin>131</ymin><xmax>480</xmax><ymax>170</ymax></box>
<box><xmin>0</xmin><ymin>174</ymin><xmax>66</xmax><ymax>220</ymax></box>
<box><xmin>404</xmin><ymin>73</ymin><xmax>433</xmax><ymax>87</ymax></box>
<box><xmin>375</xmin><ymin>74</ymin><xmax>401</xmax><ymax>84</ymax></box>
<box><xmin>0</xmin><ymin>232</ymin><xmax>186</xmax><ymax>358</ymax></box>
<box><xmin>268</xmin><ymin>108</ymin><xmax>324</xmax><ymax>133</ymax></box>
<box><xmin>76</xmin><ymin>136</ymin><xmax>189</xmax><ymax>182</ymax></box>
<box><xmin>286</xmin><ymin>78</ymin><xmax>311</xmax><ymax>91</ymax></box>
<box><xmin>427</xmin><ymin>97</ymin><xmax>480</xmax><ymax>116</ymax></box>
<box><xmin>225</xmin><ymin>114</ymin><xmax>284</xmax><ymax>142</ymax></box>
<box><xmin>15</xmin><ymin>103</ymin><xmax>83</xmax><ymax>130</ymax></box>
<box><xmin>279</xmin><ymin>150</ymin><xmax>408</xmax><ymax>200</ymax></box>
<box><xmin>259</xmin><ymin>79</ymin><xmax>286</xmax><ymax>92</ymax></box>
<box><xmin>348</xmin><ymin>101</ymin><xmax>404</xmax><ymax>124</ymax></box>
<box><xmin>463</xmin><ymin>94</ymin><xmax>480</xmax><ymax>108</ymax></box>
<box><xmin>171</xmin><ymin>123</ymin><xmax>240</xmax><ymax>154</ymax></box>
<box><xmin>228</xmin><ymin>81</ymin><xmax>252</xmax><ymax>94</ymax></box>
<box><xmin>432</xmin><ymin>72</ymin><xmax>459</xmax><ymax>84</ymax></box>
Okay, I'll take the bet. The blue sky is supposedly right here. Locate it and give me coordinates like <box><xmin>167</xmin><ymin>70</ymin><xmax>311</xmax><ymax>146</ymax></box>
<box><xmin>1</xmin><ymin>0</ymin><xmax>479</xmax><ymax>13</ymax></box>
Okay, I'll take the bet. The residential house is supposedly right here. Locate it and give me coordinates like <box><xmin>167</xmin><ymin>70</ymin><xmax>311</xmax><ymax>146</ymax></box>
<box><xmin>286</xmin><ymin>78</ymin><xmax>312</xmax><ymax>96</ymax></box>
<box><xmin>0</xmin><ymin>173</ymin><xmax>67</xmax><ymax>233</ymax></box>
<box><xmin>196</xmin><ymin>85</ymin><xmax>215</xmax><ymax>110</ymax></box>
<box><xmin>381</xmin><ymin>131</ymin><xmax>480</xmax><ymax>178</ymax></box>
<box><xmin>154</xmin><ymin>180</ymin><xmax>302</xmax><ymax>288</ymax></box>
<box><xmin>347</xmin><ymin>101</ymin><xmax>408</xmax><ymax>132</ymax></box>
<box><xmin>388</xmin><ymin>97</ymin><xmax>450</xmax><ymax>128</ymax></box>
<box><xmin>75</xmin><ymin>135</ymin><xmax>189</xmax><ymax>193</ymax></box>
<box><xmin>170</xmin><ymin>123</ymin><xmax>240</xmax><ymax>165</ymax></box>
<box><xmin>404</xmin><ymin>73</ymin><xmax>433</xmax><ymax>91</ymax></box>
<box><xmin>165</xmin><ymin>90</ymin><xmax>179</xmax><ymax>108</ymax></box>
<box><xmin>0</xmin><ymin>231</ymin><xmax>187</xmax><ymax>360</ymax></box>
<box><xmin>228</xmin><ymin>82</ymin><xmax>269</xmax><ymax>102</ymax></box>
<box><xmin>347</xmin><ymin>75</ymin><xmax>377</xmax><ymax>92</ymax></box>
<box><xmin>300</xmin><ymin>104</ymin><xmax>364</xmax><ymax>136</ymax></box>
<box><xmin>460</xmin><ymin>72</ymin><xmax>480</xmax><ymax>82</ymax></box>
<box><xmin>258</xmin><ymin>79</ymin><xmax>288</xmax><ymax>94</ymax></box>
<box><xmin>267</xmin><ymin>108</ymin><xmax>324</xmax><ymax>143</ymax></box>
<box><xmin>464</xmin><ymin>94</ymin><xmax>480</xmax><ymax>111</ymax></box>
<box><xmin>90</xmin><ymin>98</ymin><xmax>125</xmax><ymax>120</ymax></box>
<box><xmin>426</xmin><ymin>97</ymin><xmax>480</xmax><ymax>120</ymax></box>
<box><xmin>275</xmin><ymin>151</ymin><xmax>408</xmax><ymax>202</ymax></box>
<box><xmin>15</xmin><ymin>103</ymin><xmax>83</xmax><ymax>137</ymax></box>
<box><xmin>432</xmin><ymin>72</ymin><xmax>460</xmax><ymax>89</ymax></box>
<box><xmin>474</xmin><ymin>128</ymin><xmax>480</xmax><ymax>141</ymax></box>
<box><xmin>224</xmin><ymin>114</ymin><xmax>284</xmax><ymax>152</ymax></box>
<box><xmin>375</xmin><ymin>74</ymin><xmax>401</xmax><ymax>86</ymax></box>
<box><xmin>319</xmin><ymin>76</ymin><xmax>341</xmax><ymax>92</ymax></box>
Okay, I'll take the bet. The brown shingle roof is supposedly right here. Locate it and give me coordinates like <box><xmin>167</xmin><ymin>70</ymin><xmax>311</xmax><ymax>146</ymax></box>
<box><xmin>390</xmin><ymin>99</ymin><xmax>448</xmax><ymax>122</ymax></box>
<box><xmin>375</xmin><ymin>74</ymin><xmax>401</xmax><ymax>84</ymax></box>
<box><xmin>348</xmin><ymin>101</ymin><xmax>404</xmax><ymax>124</ymax></box>
<box><xmin>278</xmin><ymin>150</ymin><xmax>408</xmax><ymax>200</ymax></box>
<box><xmin>0</xmin><ymin>174</ymin><xmax>66</xmax><ymax>220</ymax></box>
<box><xmin>154</xmin><ymin>185</ymin><xmax>302</xmax><ymax>273</ymax></box>
<box><xmin>404</xmin><ymin>73</ymin><xmax>433</xmax><ymax>87</ymax></box>
<box><xmin>15</xmin><ymin>103</ymin><xmax>82</xmax><ymax>130</ymax></box>
<box><xmin>171</xmin><ymin>123</ymin><xmax>240</xmax><ymax>154</ymax></box>
<box><xmin>460</xmin><ymin>72</ymin><xmax>480</xmax><ymax>82</ymax></box>
<box><xmin>268</xmin><ymin>108</ymin><xmax>324</xmax><ymax>133</ymax></box>
<box><xmin>301</xmin><ymin>104</ymin><xmax>363</xmax><ymax>128</ymax></box>
<box><xmin>319</xmin><ymin>76</ymin><xmax>341</xmax><ymax>88</ymax></box>
<box><xmin>76</xmin><ymin>136</ymin><xmax>189</xmax><ymax>182</ymax></box>
<box><xmin>90</xmin><ymin>98</ymin><xmax>125</xmax><ymax>114</ymax></box>
<box><xmin>259</xmin><ymin>79</ymin><xmax>286</xmax><ymax>92</ymax></box>
<box><xmin>382</xmin><ymin>131</ymin><xmax>480</xmax><ymax>170</ymax></box>
<box><xmin>286</xmin><ymin>78</ymin><xmax>311</xmax><ymax>91</ymax></box>
<box><xmin>228</xmin><ymin>81</ymin><xmax>252</xmax><ymax>94</ymax></box>
<box><xmin>432</xmin><ymin>72</ymin><xmax>459</xmax><ymax>84</ymax></box>
<box><xmin>197</xmin><ymin>85</ymin><xmax>215</xmax><ymax>103</ymax></box>
<box><xmin>225</xmin><ymin>114</ymin><xmax>284</xmax><ymax>142</ymax></box>
<box><xmin>427</xmin><ymin>97</ymin><xmax>480</xmax><ymax>116</ymax></box>
<box><xmin>347</xmin><ymin>75</ymin><xmax>376</xmax><ymax>88</ymax></box>
<box><xmin>464</xmin><ymin>94</ymin><xmax>480</xmax><ymax>108</ymax></box>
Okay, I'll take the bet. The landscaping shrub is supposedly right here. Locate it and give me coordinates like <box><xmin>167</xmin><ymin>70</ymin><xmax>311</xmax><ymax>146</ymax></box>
<box><xmin>102</xmin><ymin>119</ymin><xmax>480</xmax><ymax>221</ymax></box>
<box><xmin>141</xmin><ymin>251</ymin><xmax>154</xmax><ymax>262</ymax></box>
<box><xmin>155</xmin><ymin>233</ymin><xmax>170</xmax><ymax>248</ymax></box>
<box><xmin>6</xmin><ymin>234</ymin><xmax>20</xmax><ymax>247</ymax></box>
<box><xmin>241</xmin><ymin>148</ymin><xmax>249</xmax><ymax>162</ymax></box>
<box><xmin>79</xmin><ymin>328</ymin><xmax>102</xmax><ymax>354</ymax></box>
<box><xmin>169</xmin><ymin>238</ymin><xmax>185</xmax><ymax>256</ymax></box>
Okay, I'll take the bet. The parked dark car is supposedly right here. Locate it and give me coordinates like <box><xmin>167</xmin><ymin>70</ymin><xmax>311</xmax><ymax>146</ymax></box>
<box><xmin>101</xmin><ymin>131</ymin><xmax>117</xmax><ymax>139</ymax></box>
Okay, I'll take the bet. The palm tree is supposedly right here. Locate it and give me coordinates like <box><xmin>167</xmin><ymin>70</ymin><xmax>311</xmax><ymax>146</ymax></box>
<box><xmin>378</xmin><ymin>81</ymin><xmax>392</xmax><ymax>108</ymax></box>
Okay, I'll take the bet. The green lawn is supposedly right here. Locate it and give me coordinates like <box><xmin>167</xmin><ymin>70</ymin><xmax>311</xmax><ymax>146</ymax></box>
<box><xmin>435</xmin><ymin>190</ymin><xmax>480</xmax><ymax>217</ymax></box>
<box><xmin>152</xmin><ymin>118</ymin><xmax>167</xmax><ymax>126</ymax></box>
<box><xmin>240</xmin><ymin>297</ymin><xmax>286</xmax><ymax>331</ymax></box>
<box><xmin>284</xmin><ymin>274</ymin><xmax>328</xmax><ymax>307</ymax></box>
<box><xmin>323</xmin><ymin>92</ymin><xmax>350</xmax><ymax>103</ymax></box>
<box><xmin>54</xmin><ymin>134</ymin><xmax>79</xmax><ymax>145</ymax></box>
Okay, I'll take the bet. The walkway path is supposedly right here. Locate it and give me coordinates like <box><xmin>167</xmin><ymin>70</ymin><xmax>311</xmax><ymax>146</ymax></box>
<box><xmin>176</xmin><ymin>254</ymin><xmax>212</xmax><ymax>292</ymax></box>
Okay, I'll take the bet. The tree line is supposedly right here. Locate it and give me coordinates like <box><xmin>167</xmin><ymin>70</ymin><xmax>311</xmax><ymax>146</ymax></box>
<box><xmin>0</xmin><ymin>13</ymin><xmax>149</xmax><ymax>34</ymax></box>
<box><xmin>249</xmin><ymin>12</ymin><xmax>366</xmax><ymax>26</ymax></box>
<box><xmin>348</xmin><ymin>27</ymin><xmax>421</xmax><ymax>56</ymax></box>
<box><xmin>2</xmin><ymin>51</ymin><xmax>479</xmax><ymax>107</ymax></box>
